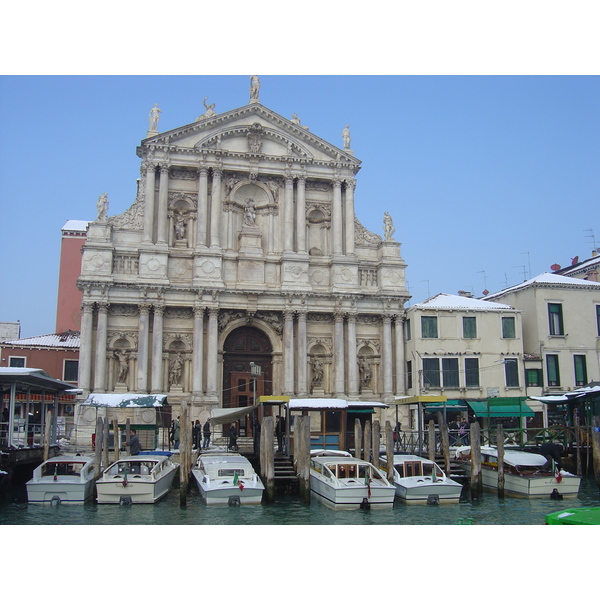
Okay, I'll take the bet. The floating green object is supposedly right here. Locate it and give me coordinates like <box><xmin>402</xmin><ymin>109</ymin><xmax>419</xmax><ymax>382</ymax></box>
<box><xmin>545</xmin><ymin>506</ymin><xmax>600</xmax><ymax>525</ymax></box>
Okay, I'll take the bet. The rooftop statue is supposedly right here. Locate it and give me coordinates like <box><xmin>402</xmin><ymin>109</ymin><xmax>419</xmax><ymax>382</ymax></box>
<box><xmin>148</xmin><ymin>103</ymin><xmax>161</xmax><ymax>133</ymax></box>
<box><xmin>250</xmin><ymin>75</ymin><xmax>260</xmax><ymax>102</ymax></box>
<box><xmin>196</xmin><ymin>97</ymin><xmax>217</xmax><ymax>121</ymax></box>
<box><xmin>96</xmin><ymin>193</ymin><xmax>109</xmax><ymax>221</ymax></box>
<box><xmin>383</xmin><ymin>211</ymin><xmax>395</xmax><ymax>241</ymax></box>
<box><xmin>342</xmin><ymin>124</ymin><xmax>351</xmax><ymax>150</ymax></box>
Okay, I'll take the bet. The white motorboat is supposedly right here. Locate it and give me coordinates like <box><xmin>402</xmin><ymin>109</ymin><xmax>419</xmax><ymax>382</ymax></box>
<box><xmin>454</xmin><ymin>446</ymin><xmax>581</xmax><ymax>498</ymax></box>
<box><xmin>96</xmin><ymin>452</ymin><xmax>179</xmax><ymax>504</ymax></box>
<box><xmin>26</xmin><ymin>455</ymin><xmax>96</xmax><ymax>505</ymax></box>
<box><xmin>378</xmin><ymin>454</ymin><xmax>463</xmax><ymax>503</ymax></box>
<box><xmin>192</xmin><ymin>453</ymin><xmax>264</xmax><ymax>505</ymax></box>
<box><xmin>309</xmin><ymin>449</ymin><xmax>395</xmax><ymax>509</ymax></box>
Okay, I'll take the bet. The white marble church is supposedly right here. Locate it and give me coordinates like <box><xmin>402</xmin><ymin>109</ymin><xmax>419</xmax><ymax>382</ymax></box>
<box><xmin>77</xmin><ymin>77</ymin><xmax>409</xmax><ymax>430</ymax></box>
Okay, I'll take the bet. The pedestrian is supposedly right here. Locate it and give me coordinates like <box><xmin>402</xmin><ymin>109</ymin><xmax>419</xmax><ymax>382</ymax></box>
<box><xmin>202</xmin><ymin>418</ymin><xmax>211</xmax><ymax>449</ymax></box>
<box><xmin>275</xmin><ymin>415</ymin><xmax>283</xmax><ymax>453</ymax></box>
<box><xmin>124</xmin><ymin>429</ymin><xmax>142</xmax><ymax>456</ymax></box>
<box><xmin>193</xmin><ymin>420</ymin><xmax>202</xmax><ymax>449</ymax></box>
<box><xmin>173</xmin><ymin>416</ymin><xmax>180</xmax><ymax>450</ymax></box>
<box><xmin>228</xmin><ymin>424</ymin><xmax>238</xmax><ymax>451</ymax></box>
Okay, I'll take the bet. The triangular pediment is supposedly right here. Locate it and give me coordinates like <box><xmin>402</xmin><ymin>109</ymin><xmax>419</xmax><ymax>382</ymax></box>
<box><xmin>138</xmin><ymin>103</ymin><xmax>361</xmax><ymax>167</ymax></box>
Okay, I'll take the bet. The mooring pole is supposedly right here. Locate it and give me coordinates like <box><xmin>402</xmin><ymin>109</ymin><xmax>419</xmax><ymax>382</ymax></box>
<box><xmin>497</xmin><ymin>423</ymin><xmax>505</xmax><ymax>498</ymax></box>
<box><xmin>260</xmin><ymin>415</ymin><xmax>275</xmax><ymax>502</ymax></box>
<box><xmin>372</xmin><ymin>420</ymin><xmax>381</xmax><ymax>469</ymax></box>
<box><xmin>470</xmin><ymin>421</ymin><xmax>482</xmax><ymax>500</ymax></box>
<box><xmin>354</xmin><ymin>418</ymin><xmax>362</xmax><ymax>459</ymax></box>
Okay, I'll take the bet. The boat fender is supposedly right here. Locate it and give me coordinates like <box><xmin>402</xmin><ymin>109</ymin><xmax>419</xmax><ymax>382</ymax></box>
<box><xmin>360</xmin><ymin>498</ymin><xmax>370</xmax><ymax>510</ymax></box>
<box><xmin>427</xmin><ymin>494</ymin><xmax>440</xmax><ymax>505</ymax></box>
<box><xmin>228</xmin><ymin>496</ymin><xmax>241</xmax><ymax>506</ymax></box>
<box><xmin>550</xmin><ymin>488</ymin><xmax>563</xmax><ymax>500</ymax></box>
<box><xmin>51</xmin><ymin>496</ymin><xmax>61</xmax><ymax>506</ymax></box>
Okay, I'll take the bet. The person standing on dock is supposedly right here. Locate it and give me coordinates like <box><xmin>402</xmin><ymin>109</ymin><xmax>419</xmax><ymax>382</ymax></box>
<box><xmin>173</xmin><ymin>416</ymin><xmax>181</xmax><ymax>450</ymax></box>
<box><xmin>124</xmin><ymin>429</ymin><xmax>142</xmax><ymax>456</ymax></box>
<box><xmin>202</xmin><ymin>419</ymin><xmax>211</xmax><ymax>449</ymax></box>
<box><xmin>193</xmin><ymin>420</ymin><xmax>202</xmax><ymax>449</ymax></box>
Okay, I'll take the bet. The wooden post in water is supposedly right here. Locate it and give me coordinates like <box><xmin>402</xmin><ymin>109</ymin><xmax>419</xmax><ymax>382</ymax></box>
<box><xmin>372</xmin><ymin>420</ymin><xmax>380</xmax><ymax>469</ymax></box>
<box><xmin>125</xmin><ymin>418</ymin><xmax>131</xmax><ymax>456</ymax></box>
<box><xmin>179</xmin><ymin>402</ymin><xmax>189</xmax><ymax>506</ymax></box>
<box><xmin>94</xmin><ymin>417</ymin><xmax>104</xmax><ymax>479</ymax></box>
<box><xmin>112</xmin><ymin>418</ymin><xmax>120</xmax><ymax>463</ymax></box>
<box><xmin>296</xmin><ymin>416</ymin><xmax>311</xmax><ymax>503</ymax></box>
<box><xmin>574</xmin><ymin>412</ymin><xmax>582</xmax><ymax>476</ymax></box>
<box><xmin>496</xmin><ymin>423</ymin><xmax>505</xmax><ymax>498</ymax></box>
<box><xmin>363</xmin><ymin>420</ymin><xmax>371</xmax><ymax>462</ymax></box>
<box><xmin>102</xmin><ymin>414</ymin><xmax>110</xmax><ymax>472</ymax></box>
<box><xmin>385</xmin><ymin>421</ymin><xmax>394</xmax><ymax>483</ymax></box>
<box><xmin>470</xmin><ymin>421</ymin><xmax>482</xmax><ymax>500</ymax></box>
<box><xmin>354</xmin><ymin>418</ymin><xmax>362</xmax><ymax>459</ymax></box>
<box><xmin>592</xmin><ymin>415</ymin><xmax>600</xmax><ymax>490</ymax></box>
<box><xmin>260</xmin><ymin>415</ymin><xmax>275</xmax><ymax>502</ymax></box>
<box><xmin>427</xmin><ymin>420</ymin><xmax>436</xmax><ymax>461</ymax></box>
<box><xmin>439</xmin><ymin>416</ymin><xmax>451</xmax><ymax>476</ymax></box>
<box><xmin>43</xmin><ymin>409</ymin><xmax>52</xmax><ymax>462</ymax></box>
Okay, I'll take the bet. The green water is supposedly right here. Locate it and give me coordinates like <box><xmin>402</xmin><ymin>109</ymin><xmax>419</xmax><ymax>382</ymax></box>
<box><xmin>2</xmin><ymin>475</ymin><xmax>599</xmax><ymax>526</ymax></box>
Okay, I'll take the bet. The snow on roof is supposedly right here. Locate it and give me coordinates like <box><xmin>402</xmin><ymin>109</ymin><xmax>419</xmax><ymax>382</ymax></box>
<box><xmin>82</xmin><ymin>393</ymin><xmax>167</xmax><ymax>407</ymax></box>
<box><xmin>555</xmin><ymin>253</ymin><xmax>600</xmax><ymax>276</ymax></box>
<box><xmin>62</xmin><ymin>220</ymin><xmax>90</xmax><ymax>232</ymax></box>
<box><xmin>412</xmin><ymin>293</ymin><xmax>514</xmax><ymax>311</ymax></box>
<box><xmin>485</xmin><ymin>272</ymin><xmax>600</xmax><ymax>300</ymax></box>
<box><xmin>289</xmin><ymin>398</ymin><xmax>388</xmax><ymax>410</ymax></box>
<box><xmin>1</xmin><ymin>331</ymin><xmax>80</xmax><ymax>348</ymax></box>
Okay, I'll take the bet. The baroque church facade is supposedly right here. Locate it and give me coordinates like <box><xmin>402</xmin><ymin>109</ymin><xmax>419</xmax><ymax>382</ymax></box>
<box><xmin>77</xmin><ymin>78</ymin><xmax>410</xmax><ymax>429</ymax></box>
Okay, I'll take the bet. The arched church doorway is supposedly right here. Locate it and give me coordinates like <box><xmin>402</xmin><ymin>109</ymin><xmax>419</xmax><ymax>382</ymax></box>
<box><xmin>222</xmin><ymin>326</ymin><xmax>273</xmax><ymax>438</ymax></box>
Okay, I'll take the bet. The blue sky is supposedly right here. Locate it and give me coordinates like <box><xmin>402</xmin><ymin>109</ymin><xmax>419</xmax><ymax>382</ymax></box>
<box><xmin>1</xmin><ymin>74</ymin><xmax>599</xmax><ymax>338</ymax></box>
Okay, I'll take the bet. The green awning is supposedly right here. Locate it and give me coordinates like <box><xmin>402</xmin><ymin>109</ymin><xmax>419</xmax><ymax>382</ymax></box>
<box><xmin>466</xmin><ymin>397</ymin><xmax>533</xmax><ymax>418</ymax></box>
<box><xmin>347</xmin><ymin>408</ymin><xmax>375</xmax><ymax>413</ymax></box>
<box><xmin>424</xmin><ymin>400</ymin><xmax>467</xmax><ymax>412</ymax></box>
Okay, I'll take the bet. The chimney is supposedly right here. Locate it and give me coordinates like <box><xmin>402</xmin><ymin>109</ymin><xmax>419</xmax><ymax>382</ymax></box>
<box><xmin>458</xmin><ymin>290</ymin><xmax>474</xmax><ymax>298</ymax></box>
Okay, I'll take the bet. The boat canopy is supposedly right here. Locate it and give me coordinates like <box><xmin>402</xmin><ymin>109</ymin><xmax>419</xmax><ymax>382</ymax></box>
<box><xmin>210</xmin><ymin>405</ymin><xmax>257</xmax><ymax>424</ymax></box>
<box><xmin>81</xmin><ymin>393</ymin><xmax>168</xmax><ymax>407</ymax></box>
<box><xmin>529</xmin><ymin>384</ymin><xmax>600</xmax><ymax>405</ymax></box>
<box><xmin>466</xmin><ymin>397</ymin><xmax>534</xmax><ymax>418</ymax></box>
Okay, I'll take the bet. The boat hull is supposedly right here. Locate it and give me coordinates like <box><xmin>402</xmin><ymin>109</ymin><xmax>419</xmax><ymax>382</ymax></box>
<box><xmin>192</xmin><ymin>470</ymin><xmax>264</xmax><ymax>505</ymax></box>
<box><xmin>458</xmin><ymin>462</ymin><xmax>581</xmax><ymax>497</ymax></box>
<box><xmin>310</xmin><ymin>474</ymin><xmax>395</xmax><ymax>509</ymax></box>
<box><xmin>96</xmin><ymin>465</ymin><xmax>178</xmax><ymax>504</ymax></box>
<box><xmin>395</xmin><ymin>479</ymin><xmax>463</xmax><ymax>503</ymax></box>
<box><xmin>26</xmin><ymin>479</ymin><xmax>95</xmax><ymax>504</ymax></box>
<box><xmin>545</xmin><ymin>506</ymin><xmax>600</xmax><ymax>525</ymax></box>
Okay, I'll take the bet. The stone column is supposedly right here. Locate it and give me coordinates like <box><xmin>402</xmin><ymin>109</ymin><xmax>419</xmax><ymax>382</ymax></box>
<box><xmin>394</xmin><ymin>315</ymin><xmax>406</xmax><ymax>395</ymax></box>
<box><xmin>206</xmin><ymin>308</ymin><xmax>219</xmax><ymax>397</ymax></box>
<box><xmin>332</xmin><ymin>178</ymin><xmax>343</xmax><ymax>255</ymax></box>
<box><xmin>157</xmin><ymin>163</ymin><xmax>169</xmax><ymax>244</ymax></box>
<box><xmin>296</xmin><ymin>175</ymin><xmax>306</xmax><ymax>253</ymax></box>
<box><xmin>192</xmin><ymin>305</ymin><xmax>204</xmax><ymax>397</ymax></box>
<box><xmin>143</xmin><ymin>162</ymin><xmax>156</xmax><ymax>244</ymax></box>
<box><xmin>283</xmin><ymin>176</ymin><xmax>294</xmax><ymax>252</ymax></box>
<box><xmin>79</xmin><ymin>301</ymin><xmax>95</xmax><ymax>394</ymax></box>
<box><xmin>344</xmin><ymin>179</ymin><xmax>356</xmax><ymax>255</ymax></box>
<box><xmin>334</xmin><ymin>311</ymin><xmax>345</xmax><ymax>395</ymax></box>
<box><xmin>196</xmin><ymin>166</ymin><xmax>209</xmax><ymax>247</ymax></box>
<box><xmin>283</xmin><ymin>310</ymin><xmax>295</xmax><ymax>395</ymax></box>
<box><xmin>151</xmin><ymin>305</ymin><xmax>164</xmax><ymax>393</ymax></box>
<box><xmin>93</xmin><ymin>302</ymin><xmax>109</xmax><ymax>392</ymax></box>
<box><xmin>297</xmin><ymin>311</ymin><xmax>307</xmax><ymax>395</ymax></box>
<box><xmin>382</xmin><ymin>315</ymin><xmax>393</xmax><ymax>396</ymax></box>
<box><xmin>347</xmin><ymin>313</ymin><xmax>358</xmax><ymax>396</ymax></box>
<box><xmin>210</xmin><ymin>168</ymin><xmax>222</xmax><ymax>248</ymax></box>
<box><xmin>136</xmin><ymin>304</ymin><xmax>151</xmax><ymax>392</ymax></box>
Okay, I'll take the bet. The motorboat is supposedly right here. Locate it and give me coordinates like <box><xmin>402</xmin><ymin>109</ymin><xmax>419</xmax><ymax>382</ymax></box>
<box><xmin>192</xmin><ymin>453</ymin><xmax>264</xmax><ymax>505</ymax></box>
<box><xmin>545</xmin><ymin>506</ymin><xmax>600</xmax><ymax>525</ymax></box>
<box><xmin>378</xmin><ymin>454</ymin><xmax>463</xmax><ymax>503</ymax></box>
<box><xmin>309</xmin><ymin>449</ymin><xmax>395</xmax><ymax>509</ymax></box>
<box><xmin>454</xmin><ymin>446</ymin><xmax>581</xmax><ymax>498</ymax></box>
<box><xmin>26</xmin><ymin>455</ymin><xmax>96</xmax><ymax>505</ymax></box>
<box><xmin>96</xmin><ymin>452</ymin><xmax>179</xmax><ymax>504</ymax></box>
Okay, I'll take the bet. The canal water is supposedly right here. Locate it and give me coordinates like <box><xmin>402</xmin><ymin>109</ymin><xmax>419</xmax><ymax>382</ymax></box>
<box><xmin>1</xmin><ymin>474</ymin><xmax>599</xmax><ymax>526</ymax></box>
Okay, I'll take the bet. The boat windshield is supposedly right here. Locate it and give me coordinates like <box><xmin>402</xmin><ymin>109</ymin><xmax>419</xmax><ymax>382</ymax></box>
<box><xmin>42</xmin><ymin>462</ymin><xmax>85</xmax><ymax>477</ymax></box>
<box><xmin>106</xmin><ymin>461</ymin><xmax>156</xmax><ymax>476</ymax></box>
<box><xmin>218</xmin><ymin>468</ymin><xmax>245</xmax><ymax>477</ymax></box>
